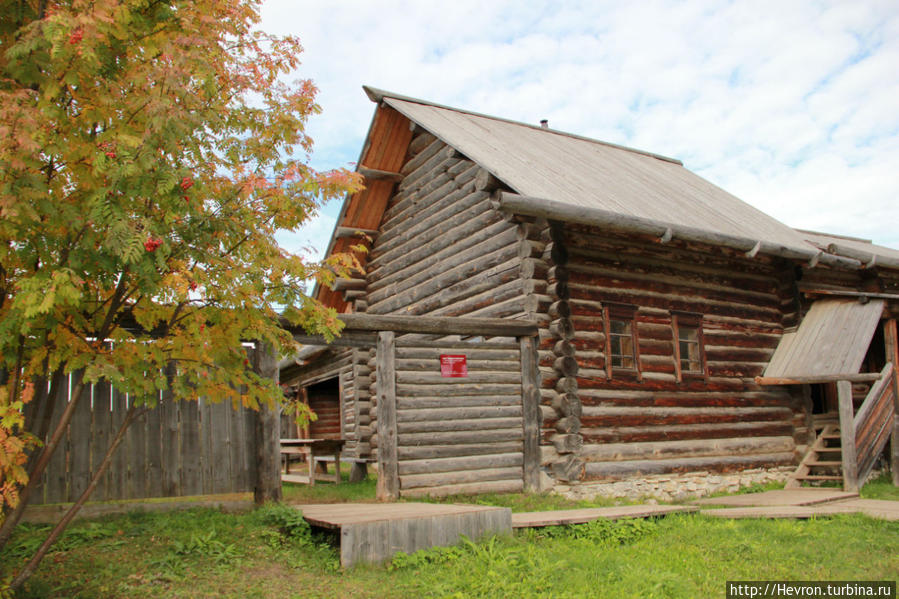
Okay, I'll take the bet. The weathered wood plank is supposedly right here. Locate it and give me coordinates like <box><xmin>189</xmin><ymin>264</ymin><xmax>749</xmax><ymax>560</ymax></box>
<box><xmin>376</xmin><ymin>331</ymin><xmax>399</xmax><ymax>501</ymax></box>
<box><xmin>837</xmin><ymin>380</ymin><xmax>859</xmax><ymax>492</ymax></box>
<box><xmin>520</xmin><ymin>336</ymin><xmax>540</xmax><ymax>492</ymax></box>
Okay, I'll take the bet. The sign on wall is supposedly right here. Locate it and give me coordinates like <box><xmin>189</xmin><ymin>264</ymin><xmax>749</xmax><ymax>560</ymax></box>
<box><xmin>440</xmin><ymin>354</ymin><xmax>468</xmax><ymax>378</ymax></box>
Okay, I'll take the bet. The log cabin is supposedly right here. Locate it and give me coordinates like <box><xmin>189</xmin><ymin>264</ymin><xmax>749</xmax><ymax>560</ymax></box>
<box><xmin>280</xmin><ymin>87</ymin><xmax>899</xmax><ymax>500</ymax></box>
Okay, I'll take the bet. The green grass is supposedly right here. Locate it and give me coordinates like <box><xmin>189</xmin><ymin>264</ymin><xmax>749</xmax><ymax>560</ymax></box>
<box><xmin>861</xmin><ymin>473</ymin><xmax>899</xmax><ymax>501</ymax></box>
<box><xmin>4</xmin><ymin>477</ymin><xmax>899</xmax><ymax>599</ymax></box>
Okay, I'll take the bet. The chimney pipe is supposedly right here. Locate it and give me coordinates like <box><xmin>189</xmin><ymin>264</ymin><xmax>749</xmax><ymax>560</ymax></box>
<box><xmin>540</xmin><ymin>119</ymin><xmax>549</xmax><ymax>129</ymax></box>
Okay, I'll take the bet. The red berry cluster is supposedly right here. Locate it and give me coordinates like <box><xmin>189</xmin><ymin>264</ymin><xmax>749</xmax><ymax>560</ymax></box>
<box><xmin>68</xmin><ymin>28</ymin><xmax>83</xmax><ymax>45</ymax></box>
<box><xmin>144</xmin><ymin>237</ymin><xmax>162</xmax><ymax>252</ymax></box>
<box><xmin>180</xmin><ymin>176</ymin><xmax>194</xmax><ymax>191</ymax></box>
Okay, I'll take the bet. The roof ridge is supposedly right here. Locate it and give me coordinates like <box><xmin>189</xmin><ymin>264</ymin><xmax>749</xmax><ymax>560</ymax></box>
<box><xmin>363</xmin><ymin>85</ymin><xmax>684</xmax><ymax>166</ymax></box>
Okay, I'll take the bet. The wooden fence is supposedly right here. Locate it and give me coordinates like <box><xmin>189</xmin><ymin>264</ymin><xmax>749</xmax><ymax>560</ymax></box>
<box><xmin>33</xmin><ymin>372</ymin><xmax>258</xmax><ymax>505</ymax></box>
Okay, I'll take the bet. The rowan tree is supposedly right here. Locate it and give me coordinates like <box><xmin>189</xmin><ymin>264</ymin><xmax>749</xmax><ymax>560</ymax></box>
<box><xmin>0</xmin><ymin>0</ymin><xmax>361</xmax><ymax>590</ymax></box>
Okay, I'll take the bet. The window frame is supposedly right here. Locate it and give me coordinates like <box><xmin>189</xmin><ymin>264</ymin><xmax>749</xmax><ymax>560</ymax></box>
<box><xmin>671</xmin><ymin>311</ymin><xmax>707</xmax><ymax>382</ymax></box>
<box><xmin>603</xmin><ymin>303</ymin><xmax>641</xmax><ymax>381</ymax></box>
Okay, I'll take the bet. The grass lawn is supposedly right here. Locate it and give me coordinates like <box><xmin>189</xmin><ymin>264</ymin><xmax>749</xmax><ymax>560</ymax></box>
<box><xmin>3</xmin><ymin>474</ymin><xmax>898</xmax><ymax>598</ymax></box>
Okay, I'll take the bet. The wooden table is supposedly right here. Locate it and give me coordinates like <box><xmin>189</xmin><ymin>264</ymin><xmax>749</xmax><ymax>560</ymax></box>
<box><xmin>280</xmin><ymin>438</ymin><xmax>345</xmax><ymax>485</ymax></box>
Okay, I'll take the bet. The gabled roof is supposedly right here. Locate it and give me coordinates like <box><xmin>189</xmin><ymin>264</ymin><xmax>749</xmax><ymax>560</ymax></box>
<box><xmin>316</xmin><ymin>87</ymin><xmax>896</xmax><ymax>311</ymax></box>
<box><xmin>367</xmin><ymin>86</ymin><xmax>817</xmax><ymax>259</ymax></box>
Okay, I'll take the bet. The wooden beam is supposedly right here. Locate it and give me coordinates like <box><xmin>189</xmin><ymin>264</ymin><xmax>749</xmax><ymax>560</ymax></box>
<box><xmin>333</xmin><ymin>313</ymin><xmax>539</xmax><ymax>337</ymax></box>
<box><xmin>799</xmin><ymin>286</ymin><xmax>899</xmax><ymax>301</ymax></box>
<box><xmin>884</xmin><ymin>319</ymin><xmax>899</xmax><ymax>486</ymax></box>
<box><xmin>358</xmin><ymin>166</ymin><xmax>403</xmax><ymax>182</ymax></box>
<box><xmin>837</xmin><ymin>380</ymin><xmax>859</xmax><ymax>493</ymax></box>
<box><xmin>755</xmin><ymin>373</ymin><xmax>883</xmax><ymax>385</ymax></box>
<box><xmin>376</xmin><ymin>331</ymin><xmax>399</xmax><ymax>501</ymax></box>
<box><xmin>519</xmin><ymin>336</ymin><xmax>540</xmax><ymax>492</ymax></box>
<box><xmin>492</xmin><ymin>191</ymin><xmax>817</xmax><ymax>262</ymax></box>
<box><xmin>332</xmin><ymin>278</ymin><xmax>366</xmax><ymax>291</ymax></box>
<box><xmin>291</xmin><ymin>332</ymin><xmax>378</xmax><ymax>348</ymax></box>
<box><xmin>335</xmin><ymin>226</ymin><xmax>380</xmax><ymax>239</ymax></box>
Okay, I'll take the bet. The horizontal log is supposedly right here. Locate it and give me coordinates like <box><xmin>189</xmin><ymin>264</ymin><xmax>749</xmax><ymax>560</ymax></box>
<box><xmin>407</xmin><ymin>131</ymin><xmax>437</xmax><ymax>155</ymax></box>
<box><xmin>755</xmin><ymin>373</ymin><xmax>883</xmax><ymax>385</ymax></box>
<box><xmin>397</xmin><ymin>405</ymin><xmax>522</xmax><ymax>422</ymax></box>
<box><xmin>398</xmin><ymin>429</ymin><xmax>524</xmax><ymax>447</ymax></box>
<box><xmin>399</xmin><ymin>137</ymin><xmax>445</xmax><ymax>177</ymax></box>
<box><xmin>358</xmin><ymin>166</ymin><xmax>403</xmax><ymax>182</ymax></box>
<box><xmin>290</xmin><ymin>332</ymin><xmax>377</xmax><ymax>348</ymax></box>
<box><xmin>397</xmin><ymin>441</ymin><xmax>523</xmax><ymax>460</ymax></box>
<box><xmin>397</xmin><ymin>417</ymin><xmax>523</xmax><ymax>434</ymax></box>
<box><xmin>399</xmin><ymin>466</ymin><xmax>523</xmax><ymax>490</ymax></box>
<box><xmin>335</xmin><ymin>226</ymin><xmax>380</xmax><ymax>239</ymax></box>
<box><xmin>580</xmin><ymin>421</ymin><xmax>795</xmax><ymax>444</ymax></box>
<box><xmin>332</xmin><ymin>278</ymin><xmax>367</xmax><ymax>292</ymax></box>
<box><xmin>582</xmin><ymin>452</ymin><xmax>796</xmax><ymax>480</ymax></box>
<box><xmin>398</xmin><ymin>453</ymin><xmax>523</xmax><ymax>475</ymax></box>
<box><xmin>396</xmin><ymin>371</ymin><xmax>521</xmax><ymax>385</ymax></box>
<box><xmin>396</xmin><ymin>347</ymin><xmax>519</xmax><ymax>359</ymax></box>
<box><xmin>394</xmin><ymin>358</ymin><xmax>520</xmax><ymax>373</ymax></box>
<box><xmin>397</xmin><ymin>383</ymin><xmax>521</xmax><ymax>397</ymax></box>
<box><xmin>401</xmin><ymin>479</ymin><xmax>523</xmax><ymax>498</ymax></box>
<box><xmin>310</xmin><ymin>314</ymin><xmax>537</xmax><ymax>337</ymax></box>
<box><xmin>396</xmin><ymin>395</ymin><xmax>522</xmax><ymax>410</ymax></box>
<box><xmin>579</xmin><ymin>436</ymin><xmax>794</xmax><ymax>462</ymax></box>
<box><xmin>579</xmin><ymin>406</ymin><xmax>793</xmax><ymax>428</ymax></box>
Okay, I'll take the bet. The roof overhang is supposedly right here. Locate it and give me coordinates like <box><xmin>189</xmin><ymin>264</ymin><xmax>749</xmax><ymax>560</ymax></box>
<box><xmin>758</xmin><ymin>298</ymin><xmax>885</xmax><ymax>384</ymax></box>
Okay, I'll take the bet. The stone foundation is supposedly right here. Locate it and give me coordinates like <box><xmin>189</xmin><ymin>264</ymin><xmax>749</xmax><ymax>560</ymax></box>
<box><xmin>552</xmin><ymin>467</ymin><xmax>796</xmax><ymax>503</ymax></box>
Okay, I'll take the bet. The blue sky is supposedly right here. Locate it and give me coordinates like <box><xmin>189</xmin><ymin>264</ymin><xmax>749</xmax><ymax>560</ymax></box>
<box><xmin>260</xmin><ymin>0</ymin><xmax>899</xmax><ymax>260</ymax></box>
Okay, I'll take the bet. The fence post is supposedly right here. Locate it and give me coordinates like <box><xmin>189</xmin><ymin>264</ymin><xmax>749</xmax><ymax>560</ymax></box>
<box><xmin>253</xmin><ymin>342</ymin><xmax>282</xmax><ymax>504</ymax></box>
<box><xmin>837</xmin><ymin>379</ymin><xmax>859</xmax><ymax>493</ymax></box>
<box><xmin>375</xmin><ymin>331</ymin><xmax>398</xmax><ymax>501</ymax></box>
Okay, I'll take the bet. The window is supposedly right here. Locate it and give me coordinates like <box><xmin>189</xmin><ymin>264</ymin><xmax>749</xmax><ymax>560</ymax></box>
<box><xmin>672</xmin><ymin>312</ymin><xmax>706</xmax><ymax>381</ymax></box>
<box><xmin>604</xmin><ymin>304</ymin><xmax>640</xmax><ymax>379</ymax></box>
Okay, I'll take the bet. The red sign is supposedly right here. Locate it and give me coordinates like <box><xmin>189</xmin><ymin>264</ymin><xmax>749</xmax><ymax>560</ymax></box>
<box><xmin>440</xmin><ymin>354</ymin><xmax>467</xmax><ymax>378</ymax></box>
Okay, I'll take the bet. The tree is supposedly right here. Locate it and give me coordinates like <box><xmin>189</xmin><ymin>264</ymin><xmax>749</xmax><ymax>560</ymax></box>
<box><xmin>0</xmin><ymin>0</ymin><xmax>361</xmax><ymax>590</ymax></box>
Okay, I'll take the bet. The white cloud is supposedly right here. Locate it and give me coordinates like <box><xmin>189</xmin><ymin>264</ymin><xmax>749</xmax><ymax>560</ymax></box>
<box><xmin>261</xmin><ymin>0</ymin><xmax>899</xmax><ymax>249</ymax></box>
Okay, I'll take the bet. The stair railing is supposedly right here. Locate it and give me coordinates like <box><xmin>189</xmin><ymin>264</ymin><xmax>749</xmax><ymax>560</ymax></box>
<box><xmin>853</xmin><ymin>362</ymin><xmax>896</xmax><ymax>486</ymax></box>
<box><xmin>838</xmin><ymin>363</ymin><xmax>895</xmax><ymax>492</ymax></box>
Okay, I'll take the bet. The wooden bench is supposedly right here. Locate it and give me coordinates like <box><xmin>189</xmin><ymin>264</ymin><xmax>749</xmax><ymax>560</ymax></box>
<box><xmin>280</xmin><ymin>438</ymin><xmax>345</xmax><ymax>486</ymax></box>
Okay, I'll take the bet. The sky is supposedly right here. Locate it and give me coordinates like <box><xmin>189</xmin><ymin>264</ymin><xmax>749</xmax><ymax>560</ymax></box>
<box><xmin>259</xmin><ymin>0</ymin><xmax>899</xmax><ymax>261</ymax></box>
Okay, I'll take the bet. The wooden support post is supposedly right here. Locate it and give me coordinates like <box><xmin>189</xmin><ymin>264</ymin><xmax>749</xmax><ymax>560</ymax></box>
<box><xmin>802</xmin><ymin>384</ymin><xmax>816</xmax><ymax>448</ymax></box>
<box><xmin>376</xmin><ymin>331</ymin><xmax>399</xmax><ymax>501</ymax></box>
<box><xmin>837</xmin><ymin>380</ymin><xmax>859</xmax><ymax>493</ymax></box>
<box><xmin>253</xmin><ymin>343</ymin><xmax>282</xmax><ymax>504</ymax></box>
<box><xmin>884</xmin><ymin>319</ymin><xmax>899</xmax><ymax>486</ymax></box>
<box><xmin>520</xmin><ymin>336</ymin><xmax>540</xmax><ymax>492</ymax></box>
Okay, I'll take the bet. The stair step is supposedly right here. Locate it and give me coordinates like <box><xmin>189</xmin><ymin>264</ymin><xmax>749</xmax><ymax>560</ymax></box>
<box><xmin>793</xmin><ymin>475</ymin><xmax>843</xmax><ymax>481</ymax></box>
<box><xmin>806</xmin><ymin>461</ymin><xmax>842</xmax><ymax>467</ymax></box>
<box><xmin>819</xmin><ymin>434</ymin><xmax>842</xmax><ymax>440</ymax></box>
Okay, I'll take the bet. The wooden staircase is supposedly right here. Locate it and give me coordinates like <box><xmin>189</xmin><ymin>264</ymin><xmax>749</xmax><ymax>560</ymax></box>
<box><xmin>786</xmin><ymin>423</ymin><xmax>844</xmax><ymax>488</ymax></box>
<box><xmin>787</xmin><ymin>363</ymin><xmax>896</xmax><ymax>491</ymax></box>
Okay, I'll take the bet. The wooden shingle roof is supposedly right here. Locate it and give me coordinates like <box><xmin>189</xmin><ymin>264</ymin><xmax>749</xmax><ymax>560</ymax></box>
<box><xmin>369</xmin><ymin>87</ymin><xmax>818</xmax><ymax>259</ymax></box>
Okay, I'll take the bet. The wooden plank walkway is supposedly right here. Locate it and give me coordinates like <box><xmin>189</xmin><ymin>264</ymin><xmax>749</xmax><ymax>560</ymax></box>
<box><xmin>701</xmin><ymin>498</ymin><xmax>899</xmax><ymax>521</ymax></box>
<box><xmin>692</xmin><ymin>489</ymin><xmax>858</xmax><ymax>508</ymax></box>
<box><xmin>298</xmin><ymin>503</ymin><xmax>511</xmax><ymax>567</ymax></box>
<box><xmin>510</xmin><ymin>504</ymin><xmax>697</xmax><ymax>528</ymax></box>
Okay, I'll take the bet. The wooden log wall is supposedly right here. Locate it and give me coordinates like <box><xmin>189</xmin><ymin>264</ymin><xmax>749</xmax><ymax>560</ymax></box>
<box><xmin>370</xmin><ymin>335</ymin><xmax>526</xmax><ymax>498</ymax></box>
<box><xmin>364</xmin><ymin>133</ymin><xmax>527</xmax><ymax>320</ymax></box>
<box><xmin>34</xmin><ymin>373</ymin><xmax>257</xmax><ymax>504</ymax></box>
<box><xmin>287</xmin><ymin>348</ymin><xmax>372</xmax><ymax>458</ymax></box>
<box><xmin>307</xmin><ymin>379</ymin><xmax>341</xmax><ymax>439</ymax></box>
<box><xmin>554</xmin><ymin>224</ymin><xmax>801</xmax><ymax>480</ymax></box>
